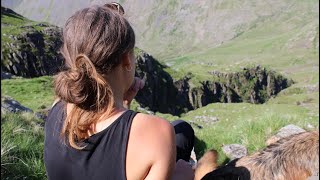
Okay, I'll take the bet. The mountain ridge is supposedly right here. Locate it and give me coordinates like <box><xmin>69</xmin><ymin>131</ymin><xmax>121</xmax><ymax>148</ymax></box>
<box><xmin>3</xmin><ymin>0</ymin><xmax>317</xmax><ymax>60</ymax></box>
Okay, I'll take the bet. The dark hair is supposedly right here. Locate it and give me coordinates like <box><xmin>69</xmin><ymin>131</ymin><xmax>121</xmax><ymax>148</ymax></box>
<box><xmin>54</xmin><ymin>3</ymin><xmax>135</xmax><ymax>149</ymax></box>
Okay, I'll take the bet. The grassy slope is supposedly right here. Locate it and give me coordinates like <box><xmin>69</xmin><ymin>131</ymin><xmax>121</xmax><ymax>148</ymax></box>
<box><xmin>155</xmin><ymin>77</ymin><xmax>319</xmax><ymax>163</ymax></box>
<box><xmin>1</xmin><ymin>76</ymin><xmax>55</xmax><ymax>112</ymax></box>
<box><xmin>1</xmin><ymin>7</ymin><xmax>55</xmax><ymax>73</ymax></box>
<box><xmin>165</xmin><ymin>0</ymin><xmax>319</xmax><ymax>81</ymax></box>
<box><xmin>1</xmin><ymin>10</ymin><xmax>31</xmax><ymax>43</ymax></box>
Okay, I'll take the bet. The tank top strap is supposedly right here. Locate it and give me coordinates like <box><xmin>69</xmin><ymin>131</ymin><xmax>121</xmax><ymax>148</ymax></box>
<box><xmin>120</xmin><ymin>110</ymin><xmax>138</xmax><ymax>133</ymax></box>
<box><xmin>100</xmin><ymin>109</ymin><xmax>138</xmax><ymax>180</ymax></box>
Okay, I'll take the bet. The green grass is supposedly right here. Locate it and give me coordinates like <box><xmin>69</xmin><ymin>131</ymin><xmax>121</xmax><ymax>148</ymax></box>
<box><xmin>165</xmin><ymin>32</ymin><xmax>318</xmax><ymax>82</ymax></box>
<box><xmin>1</xmin><ymin>76</ymin><xmax>55</xmax><ymax>112</ymax></box>
<box><xmin>174</xmin><ymin>102</ymin><xmax>319</xmax><ymax>164</ymax></box>
<box><xmin>1</xmin><ymin>112</ymin><xmax>46</xmax><ymax>180</ymax></box>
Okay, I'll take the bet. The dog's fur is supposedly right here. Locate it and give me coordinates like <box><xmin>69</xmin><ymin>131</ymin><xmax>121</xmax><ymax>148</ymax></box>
<box><xmin>195</xmin><ymin>131</ymin><xmax>319</xmax><ymax>180</ymax></box>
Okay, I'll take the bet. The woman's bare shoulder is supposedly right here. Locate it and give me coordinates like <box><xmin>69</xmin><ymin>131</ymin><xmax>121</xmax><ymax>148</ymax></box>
<box><xmin>132</xmin><ymin>113</ymin><xmax>174</xmax><ymax>137</ymax></box>
<box><xmin>131</xmin><ymin>112</ymin><xmax>175</xmax><ymax>160</ymax></box>
<box><xmin>126</xmin><ymin>112</ymin><xmax>176</xmax><ymax>179</ymax></box>
<box><xmin>134</xmin><ymin>113</ymin><xmax>171</xmax><ymax>126</ymax></box>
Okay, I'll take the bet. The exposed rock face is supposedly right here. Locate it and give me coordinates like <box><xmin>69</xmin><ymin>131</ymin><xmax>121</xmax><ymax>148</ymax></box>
<box><xmin>1</xmin><ymin>26</ymin><xmax>63</xmax><ymax>77</ymax></box>
<box><xmin>194</xmin><ymin>66</ymin><xmax>293</xmax><ymax>106</ymax></box>
<box><xmin>135</xmin><ymin>52</ymin><xmax>188</xmax><ymax>115</ymax></box>
<box><xmin>135</xmin><ymin>52</ymin><xmax>293</xmax><ymax>115</ymax></box>
<box><xmin>1</xmin><ymin>7</ymin><xmax>63</xmax><ymax>78</ymax></box>
<box><xmin>185</xmin><ymin>81</ymin><xmax>242</xmax><ymax>109</ymax></box>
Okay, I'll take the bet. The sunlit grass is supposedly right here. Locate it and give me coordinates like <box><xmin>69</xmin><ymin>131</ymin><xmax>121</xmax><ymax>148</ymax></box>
<box><xmin>174</xmin><ymin>102</ymin><xmax>319</xmax><ymax>164</ymax></box>
<box><xmin>1</xmin><ymin>76</ymin><xmax>55</xmax><ymax>112</ymax></box>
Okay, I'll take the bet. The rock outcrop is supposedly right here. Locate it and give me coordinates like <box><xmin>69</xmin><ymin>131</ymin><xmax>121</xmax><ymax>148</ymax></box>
<box><xmin>135</xmin><ymin>52</ymin><xmax>188</xmax><ymax>115</ymax></box>
<box><xmin>134</xmin><ymin>51</ymin><xmax>293</xmax><ymax>115</ymax></box>
<box><xmin>1</xmin><ymin>7</ymin><xmax>63</xmax><ymax>78</ymax></box>
<box><xmin>1</xmin><ymin>96</ymin><xmax>46</xmax><ymax>120</ymax></box>
<box><xmin>188</xmin><ymin>66</ymin><xmax>293</xmax><ymax>108</ymax></box>
<box><xmin>1</xmin><ymin>96</ymin><xmax>33</xmax><ymax>114</ymax></box>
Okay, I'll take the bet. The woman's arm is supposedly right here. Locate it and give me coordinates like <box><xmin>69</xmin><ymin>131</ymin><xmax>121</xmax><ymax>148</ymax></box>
<box><xmin>144</xmin><ymin>118</ymin><xmax>176</xmax><ymax>180</ymax></box>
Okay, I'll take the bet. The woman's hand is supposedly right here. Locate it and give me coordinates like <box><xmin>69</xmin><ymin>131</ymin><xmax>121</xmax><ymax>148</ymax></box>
<box><xmin>123</xmin><ymin>77</ymin><xmax>145</xmax><ymax>109</ymax></box>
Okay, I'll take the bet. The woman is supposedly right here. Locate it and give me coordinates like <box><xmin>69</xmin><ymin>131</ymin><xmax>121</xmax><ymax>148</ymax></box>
<box><xmin>44</xmin><ymin>2</ymin><xmax>194</xmax><ymax>180</ymax></box>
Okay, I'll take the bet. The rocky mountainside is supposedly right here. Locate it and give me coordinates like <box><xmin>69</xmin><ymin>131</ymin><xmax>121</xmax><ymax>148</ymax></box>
<box><xmin>3</xmin><ymin>0</ymin><xmax>318</xmax><ymax>60</ymax></box>
<box><xmin>1</xmin><ymin>7</ymin><xmax>293</xmax><ymax>115</ymax></box>
<box><xmin>1</xmin><ymin>7</ymin><xmax>63</xmax><ymax>77</ymax></box>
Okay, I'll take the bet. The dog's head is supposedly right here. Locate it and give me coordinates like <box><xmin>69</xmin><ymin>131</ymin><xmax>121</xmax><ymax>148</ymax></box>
<box><xmin>194</xmin><ymin>149</ymin><xmax>218</xmax><ymax>180</ymax></box>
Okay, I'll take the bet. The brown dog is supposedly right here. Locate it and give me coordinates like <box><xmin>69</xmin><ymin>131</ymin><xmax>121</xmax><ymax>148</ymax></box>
<box><xmin>194</xmin><ymin>131</ymin><xmax>319</xmax><ymax>180</ymax></box>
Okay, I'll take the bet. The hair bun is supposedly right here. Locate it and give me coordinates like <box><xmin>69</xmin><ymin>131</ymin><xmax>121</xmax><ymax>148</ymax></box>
<box><xmin>54</xmin><ymin>54</ymin><xmax>113</xmax><ymax>111</ymax></box>
<box><xmin>54</xmin><ymin>69</ymin><xmax>90</xmax><ymax>106</ymax></box>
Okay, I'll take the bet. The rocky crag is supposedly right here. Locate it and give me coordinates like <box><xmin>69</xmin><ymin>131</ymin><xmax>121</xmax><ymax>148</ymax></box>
<box><xmin>135</xmin><ymin>51</ymin><xmax>293</xmax><ymax>115</ymax></box>
<box><xmin>1</xmin><ymin>7</ymin><xmax>63</xmax><ymax>77</ymax></box>
<box><xmin>134</xmin><ymin>52</ymin><xmax>190</xmax><ymax>115</ymax></box>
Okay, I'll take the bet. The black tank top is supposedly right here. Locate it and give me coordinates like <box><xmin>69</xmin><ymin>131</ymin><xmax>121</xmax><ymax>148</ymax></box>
<box><xmin>44</xmin><ymin>101</ymin><xmax>138</xmax><ymax>180</ymax></box>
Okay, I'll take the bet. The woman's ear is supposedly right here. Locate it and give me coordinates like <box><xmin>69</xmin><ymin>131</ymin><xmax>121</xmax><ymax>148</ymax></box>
<box><xmin>121</xmin><ymin>52</ymin><xmax>131</xmax><ymax>69</ymax></box>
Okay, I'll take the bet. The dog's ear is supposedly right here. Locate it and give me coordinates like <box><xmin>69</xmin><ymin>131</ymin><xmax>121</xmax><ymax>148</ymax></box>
<box><xmin>194</xmin><ymin>149</ymin><xmax>218</xmax><ymax>180</ymax></box>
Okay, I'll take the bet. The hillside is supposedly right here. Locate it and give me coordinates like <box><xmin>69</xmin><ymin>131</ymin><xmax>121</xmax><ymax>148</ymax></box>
<box><xmin>3</xmin><ymin>0</ymin><xmax>318</xmax><ymax>60</ymax></box>
<box><xmin>2</xmin><ymin>1</ymin><xmax>318</xmax><ymax>96</ymax></box>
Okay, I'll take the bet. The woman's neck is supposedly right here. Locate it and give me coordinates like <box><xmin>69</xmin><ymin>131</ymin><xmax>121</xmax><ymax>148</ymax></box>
<box><xmin>105</xmin><ymin>68</ymin><xmax>127</xmax><ymax>111</ymax></box>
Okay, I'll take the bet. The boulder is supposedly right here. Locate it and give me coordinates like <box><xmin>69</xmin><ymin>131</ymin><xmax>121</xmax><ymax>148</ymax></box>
<box><xmin>1</xmin><ymin>96</ymin><xmax>33</xmax><ymax>114</ymax></box>
<box><xmin>1</xmin><ymin>96</ymin><xmax>47</xmax><ymax>121</ymax></box>
<box><xmin>222</xmin><ymin>144</ymin><xmax>247</xmax><ymax>160</ymax></box>
<box><xmin>266</xmin><ymin>124</ymin><xmax>306</xmax><ymax>145</ymax></box>
<box><xmin>1</xmin><ymin>70</ymin><xmax>13</xmax><ymax>80</ymax></box>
